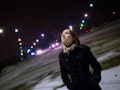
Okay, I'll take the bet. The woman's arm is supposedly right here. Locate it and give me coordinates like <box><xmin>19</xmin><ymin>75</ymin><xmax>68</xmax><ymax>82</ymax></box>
<box><xmin>59</xmin><ymin>54</ymin><xmax>72</xmax><ymax>89</ymax></box>
<box><xmin>81</xmin><ymin>45</ymin><xmax>102</xmax><ymax>83</ymax></box>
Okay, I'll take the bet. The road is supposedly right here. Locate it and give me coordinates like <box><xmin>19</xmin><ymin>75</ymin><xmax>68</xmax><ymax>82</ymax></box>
<box><xmin>0</xmin><ymin>20</ymin><xmax>120</xmax><ymax>90</ymax></box>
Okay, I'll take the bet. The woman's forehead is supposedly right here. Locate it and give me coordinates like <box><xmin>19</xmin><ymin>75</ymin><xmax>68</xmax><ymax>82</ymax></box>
<box><xmin>62</xmin><ymin>29</ymin><xmax>70</xmax><ymax>33</ymax></box>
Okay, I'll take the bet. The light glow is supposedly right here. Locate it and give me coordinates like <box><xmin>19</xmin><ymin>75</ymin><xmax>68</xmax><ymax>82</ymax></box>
<box><xmin>36</xmin><ymin>49</ymin><xmax>42</xmax><ymax>55</ymax></box>
<box><xmin>51</xmin><ymin>44</ymin><xmax>55</xmax><ymax>48</ymax></box>
<box><xmin>41</xmin><ymin>33</ymin><xmax>45</xmax><ymax>37</ymax></box>
<box><xmin>90</xmin><ymin>3</ymin><xmax>93</xmax><ymax>7</ymax></box>
<box><xmin>27</xmin><ymin>49</ymin><xmax>31</xmax><ymax>53</ymax></box>
<box><xmin>15</xmin><ymin>29</ymin><xmax>18</xmax><ymax>33</ymax></box>
<box><xmin>18</xmin><ymin>38</ymin><xmax>21</xmax><ymax>42</ymax></box>
<box><xmin>0</xmin><ymin>29</ymin><xmax>3</xmax><ymax>34</ymax></box>
<box><xmin>84</xmin><ymin>13</ymin><xmax>88</xmax><ymax>17</ymax></box>
<box><xmin>69</xmin><ymin>25</ymin><xmax>73</xmax><ymax>30</ymax></box>
<box><xmin>31</xmin><ymin>52</ymin><xmax>35</xmax><ymax>56</ymax></box>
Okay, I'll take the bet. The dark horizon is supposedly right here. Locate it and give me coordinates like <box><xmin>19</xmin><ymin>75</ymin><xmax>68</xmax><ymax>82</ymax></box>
<box><xmin>0</xmin><ymin>0</ymin><xmax>119</xmax><ymax>61</ymax></box>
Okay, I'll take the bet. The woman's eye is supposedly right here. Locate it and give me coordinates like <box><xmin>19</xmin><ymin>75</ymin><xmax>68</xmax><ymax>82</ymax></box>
<box><xmin>65</xmin><ymin>32</ymin><xmax>70</xmax><ymax>34</ymax></box>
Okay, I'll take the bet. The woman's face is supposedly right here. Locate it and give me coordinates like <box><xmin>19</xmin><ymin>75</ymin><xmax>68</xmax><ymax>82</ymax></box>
<box><xmin>61</xmin><ymin>29</ymin><xmax>73</xmax><ymax>46</ymax></box>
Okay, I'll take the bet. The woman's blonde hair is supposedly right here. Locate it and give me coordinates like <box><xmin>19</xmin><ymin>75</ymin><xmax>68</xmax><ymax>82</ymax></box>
<box><xmin>63</xmin><ymin>29</ymin><xmax>80</xmax><ymax>45</ymax></box>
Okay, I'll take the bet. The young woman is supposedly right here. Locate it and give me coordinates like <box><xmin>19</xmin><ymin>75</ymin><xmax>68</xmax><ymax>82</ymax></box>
<box><xmin>59</xmin><ymin>29</ymin><xmax>102</xmax><ymax>90</ymax></box>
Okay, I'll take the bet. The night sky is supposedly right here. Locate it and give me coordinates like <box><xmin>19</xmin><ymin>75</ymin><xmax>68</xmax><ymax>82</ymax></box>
<box><xmin>0</xmin><ymin>0</ymin><xmax>119</xmax><ymax>58</ymax></box>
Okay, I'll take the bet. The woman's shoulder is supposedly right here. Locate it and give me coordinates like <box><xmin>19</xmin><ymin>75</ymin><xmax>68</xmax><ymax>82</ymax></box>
<box><xmin>76</xmin><ymin>44</ymin><xmax>90</xmax><ymax>50</ymax></box>
<box><xmin>59</xmin><ymin>51</ymin><xmax>64</xmax><ymax>58</ymax></box>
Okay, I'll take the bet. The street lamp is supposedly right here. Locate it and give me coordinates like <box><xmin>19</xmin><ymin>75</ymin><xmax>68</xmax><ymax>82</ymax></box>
<box><xmin>69</xmin><ymin>25</ymin><xmax>73</xmax><ymax>30</ymax></box>
<box><xmin>112</xmin><ymin>11</ymin><xmax>116</xmax><ymax>15</ymax></box>
<box><xmin>84</xmin><ymin>13</ymin><xmax>88</xmax><ymax>18</ymax></box>
<box><xmin>36</xmin><ymin>39</ymin><xmax>39</xmax><ymax>42</ymax></box>
<box><xmin>18</xmin><ymin>38</ymin><xmax>21</xmax><ymax>42</ymax></box>
<box><xmin>82</xmin><ymin>20</ymin><xmax>85</xmax><ymax>23</ymax></box>
<box><xmin>90</xmin><ymin>3</ymin><xmax>93</xmax><ymax>7</ymax></box>
<box><xmin>33</xmin><ymin>42</ymin><xmax>36</xmax><ymax>46</ymax></box>
<box><xmin>0</xmin><ymin>29</ymin><xmax>3</xmax><ymax>34</ymax></box>
<box><xmin>41</xmin><ymin>33</ymin><xmax>45</xmax><ymax>37</ymax></box>
<box><xmin>15</xmin><ymin>29</ymin><xmax>19</xmax><ymax>33</ymax></box>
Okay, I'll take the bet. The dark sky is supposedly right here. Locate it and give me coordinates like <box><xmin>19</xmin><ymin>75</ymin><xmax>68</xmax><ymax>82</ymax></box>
<box><xmin>0</xmin><ymin>0</ymin><xmax>119</xmax><ymax>57</ymax></box>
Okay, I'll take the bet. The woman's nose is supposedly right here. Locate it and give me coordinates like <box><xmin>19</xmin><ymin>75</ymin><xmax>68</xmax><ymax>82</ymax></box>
<box><xmin>62</xmin><ymin>34</ymin><xmax>65</xmax><ymax>38</ymax></box>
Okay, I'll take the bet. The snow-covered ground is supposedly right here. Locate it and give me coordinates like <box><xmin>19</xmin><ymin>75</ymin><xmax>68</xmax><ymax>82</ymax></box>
<box><xmin>100</xmin><ymin>66</ymin><xmax>120</xmax><ymax>90</ymax></box>
<box><xmin>97</xmin><ymin>52</ymin><xmax>120</xmax><ymax>62</ymax></box>
<box><xmin>32</xmin><ymin>66</ymin><xmax>120</xmax><ymax>90</ymax></box>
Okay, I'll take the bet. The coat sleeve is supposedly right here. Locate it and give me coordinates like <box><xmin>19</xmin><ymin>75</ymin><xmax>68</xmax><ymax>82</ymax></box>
<box><xmin>83</xmin><ymin>45</ymin><xmax>102</xmax><ymax>83</ymax></box>
<box><xmin>59</xmin><ymin>54</ymin><xmax>72</xmax><ymax>89</ymax></box>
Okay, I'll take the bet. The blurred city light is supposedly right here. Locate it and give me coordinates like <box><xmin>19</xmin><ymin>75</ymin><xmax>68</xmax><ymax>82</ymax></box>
<box><xmin>113</xmin><ymin>11</ymin><xmax>116</xmax><ymax>15</ymax></box>
<box><xmin>36</xmin><ymin>39</ymin><xmax>39</xmax><ymax>42</ymax></box>
<box><xmin>51</xmin><ymin>44</ymin><xmax>55</xmax><ymax>48</ymax></box>
<box><xmin>36</xmin><ymin>49</ymin><xmax>42</xmax><ymax>55</ymax></box>
<box><xmin>20</xmin><ymin>46</ymin><xmax>22</xmax><ymax>49</ymax></box>
<box><xmin>80</xmin><ymin>27</ymin><xmax>82</xmax><ymax>30</ymax></box>
<box><xmin>31</xmin><ymin>46</ymin><xmax>34</xmax><ymax>49</ymax></box>
<box><xmin>0</xmin><ymin>29</ymin><xmax>3</xmax><ymax>34</ymax></box>
<box><xmin>27</xmin><ymin>49</ymin><xmax>31</xmax><ymax>53</ymax></box>
<box><xmin>30</xmin><ymin>52</ymin><xmax>35</xmax><ymax>56</ymax></box>
<box><xmin>41</xmin><ymin>33</ymin><xmax>45</xmax><ymax>37</ymax></box>
<box><xmin>84</xmin><ymin>13</ymin><xmax>88</xmax><ymax>17</ymax></box>
<box><xmin>49</xmin><ymin>46</ymin><xmax>51</xmax><ymax>49</ymax></box>
<box><xmin>19</xmin><ymin>42</ymin><xmax>22</xmax><ymax>46</ymax></box>
<box><xmin>55</xmin><ymin>39</ymin><xmax>58</xmax><ymax>42</ymax></box>
<box><xmin>69</xmin><ymin>25</ymin><xmax>73</xmax><ymax>30</ymax></box>
<box><xmin>15</xmin><ymin>29</ymin><xmax>19</xmax><ymax>33</ymax></box>
<box><xmin>18</xmin><ymin>38</ymin><xmax>21</xmax><ymax>42</ymax></box>
<box><xmin>80</xmin><ymin>23</ymin><xmax>84</xmax><ymax>27</ymax></box>
<box><xmin>20</xmin><ymin>52</ymin><xmax>24</xmax><ymax>56</ymax></box>
<box><xmin>55</xmin><ymin>42</ymin><xmax>59</xmax><ymax>46</ymax></box>
<box><xmin>21</xmin><ymin>49</ymin><xmax>23</xmax><ymax>53</ymax></box>
<box><xmin>82</xmin><ymin>20</ymin><xmax>85</xmax><ymax>23</ymax></box>
<box><xmin>90</xmin><ymin>3</ymin><xmax>93</xmax><ymax>7</ymax></box>
<box><xmin>33</xmin><ymin>42</ymin><xmax>36</xmax><ymax>46</ymax></box>
<box><xmin>85</xmin><ymin>27</ymin><xmax>93</xmax><ymax>33</ymax></box>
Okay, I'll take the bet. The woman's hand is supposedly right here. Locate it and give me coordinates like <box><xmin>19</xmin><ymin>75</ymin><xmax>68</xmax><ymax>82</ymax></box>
<box><xmin>91</xmin><ymin>74</ymin><xmax>101</xmax><ymax>83</ymax></box>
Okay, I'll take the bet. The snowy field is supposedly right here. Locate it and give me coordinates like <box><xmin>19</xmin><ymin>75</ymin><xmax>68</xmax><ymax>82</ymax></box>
<box><xmin>32</xmin><ymin>65</ymin><xmax>120</xmax><ymax>90</ymax></box>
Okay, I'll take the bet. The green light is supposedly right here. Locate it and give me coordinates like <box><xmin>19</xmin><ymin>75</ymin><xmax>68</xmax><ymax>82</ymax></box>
<box><xmin>80</xmin><ymin>23</ymin><xmax>84</xmax><ymax>27</ymax></box>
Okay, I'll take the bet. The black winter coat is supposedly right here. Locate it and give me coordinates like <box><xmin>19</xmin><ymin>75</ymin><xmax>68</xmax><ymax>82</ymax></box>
<box><xmin>59</xmin><ymin>45</ymin><xmax>102</xmax><ymax>90</ymax></box>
